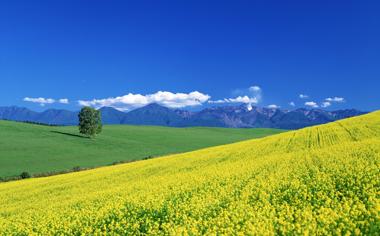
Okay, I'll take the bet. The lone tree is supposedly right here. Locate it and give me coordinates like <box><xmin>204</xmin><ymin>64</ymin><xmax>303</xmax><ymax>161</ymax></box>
<box><xmin>78</xmin><ymin>107</ymin><xmax>102</xmax><ymax>138</ymax></box>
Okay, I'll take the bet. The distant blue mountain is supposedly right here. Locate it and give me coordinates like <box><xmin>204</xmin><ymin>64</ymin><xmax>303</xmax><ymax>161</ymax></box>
<box><xmin>98</xmin><ymin>107</ymin><xmax>126</xmax><ymax>124</ymax></box>
<box><xmin>121</xmin><ymin>103</ymin><xmax>192</xmax><ymax>126</ymax></box>
<box><xmin>0</xmin><ymin>104</ymin><xmax>366</xmax><ymax>129</ymax></box>
<box><xmin>0</xmin><ymin>106</ymin><xmax>77</xmax><ymax>125</ymax></box>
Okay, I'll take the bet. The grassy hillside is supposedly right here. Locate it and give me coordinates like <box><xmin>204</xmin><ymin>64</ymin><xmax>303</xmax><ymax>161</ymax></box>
<box><xmin>0</xmin><ymin>120</ymin><xmax>283</xmax><ymax>178</ymax></box>
<box><xmin>0</xmin><ymin>112</ymin><xmax>379</xmax><ymax>234</ymax></box>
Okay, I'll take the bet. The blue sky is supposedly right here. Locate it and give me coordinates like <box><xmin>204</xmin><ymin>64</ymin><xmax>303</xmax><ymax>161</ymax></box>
<box><xmin>1</xmin><ymin>0</ymin><xmax>379</xmax><ymax>111</ymax></box>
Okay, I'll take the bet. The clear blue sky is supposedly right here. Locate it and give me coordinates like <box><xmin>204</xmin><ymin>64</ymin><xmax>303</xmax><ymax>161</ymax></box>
<box><xmin>1</xmin><ymin>0</ymin><xmax>379</xmax><ymax>111</ymax></box>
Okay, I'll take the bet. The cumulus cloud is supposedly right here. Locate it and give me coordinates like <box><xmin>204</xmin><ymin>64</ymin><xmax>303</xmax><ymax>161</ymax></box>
<box><xmin>23</xmin><ymin>97</ymin><xmax>70</xmax><ymax>106</ymax></box>
<box><xmin>289</xmin><ymin>101</ymin><xmax>296</xmax><ymax>107</ymax></box>
<box><xmin>78</xmin><ymin>91</ymin><xmax>210</xmax><ymax>111</ymax></box>
<box><xmin>249</xmin><ymin>86</ymin><xmax>261</xmax><ymax>92</ymax></box>
<box><xmin>209</xmin><ymin>85</ymin><xmax>262</xmax><ymax>107</ymax></box>
<box><xmin>208</xmin><ymin>96</ymin><xmax>259</xmax><ymax>104</ymax></box>
<box><xmin>325</xmin><ymin>97</ymin><xmax>345</xmax><ymax>103</ymax></box>
<box><xmin>321</xmin><ymin>101</ymin><xmax>331</xmax><ymax>108</ymax></box>
<box><xmin>24</xmin><ymin>97</ymin><xmax>55</xmax><ymax>104</ymax></box>
<box><xmin>299</xmin><ymin>94</ymin><xmax>309</xmax><ymax>99</ymax></box>
<box><xmin>58</xmin><ymin>98</ymin><xmax>69</xmax><ymax>104</ymax></box>
<box><xmin>23</xmin><ymin>97</ymin><xmax>56</xmax><ymax>106</ymax></box>
<box><xmin>305</xmin><ymin>101</ymin><xmax>319</xmax><ymax>108</ymax></box>
<box><xmin>267</xmin><ymin>104</ymin><xmax>280</xmax><ymax>109</ymax></box>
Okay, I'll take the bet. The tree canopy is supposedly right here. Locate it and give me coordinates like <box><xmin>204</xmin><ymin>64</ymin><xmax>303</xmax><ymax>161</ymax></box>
<box><xmin>78</xmin><ymin>107</ymin><xmax>102</xmax><ymax>138</ymax></box>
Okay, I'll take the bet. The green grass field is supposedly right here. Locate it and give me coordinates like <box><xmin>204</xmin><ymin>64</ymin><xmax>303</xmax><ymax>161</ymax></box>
<box><xmin>0</xmin><ymin>120</ymin><xmax>284</xmax><ymax>178</ymax></box>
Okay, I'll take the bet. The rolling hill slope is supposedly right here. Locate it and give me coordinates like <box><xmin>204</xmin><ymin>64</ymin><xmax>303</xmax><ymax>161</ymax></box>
<box><xmin>0</xmin><ymin>120</ymin><xmax>283</xmax><ymax>179</ymax></box>
<box><xmin>0</xmin><ymin>111</ymin><xmax>379</xmax><ymax>234</ymax></box>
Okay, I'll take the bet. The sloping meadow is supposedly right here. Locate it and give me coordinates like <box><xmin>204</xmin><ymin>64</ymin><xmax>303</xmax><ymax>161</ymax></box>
<box><xmin>0</xmin><ymin>111</ymin><xmax>379</xmax><ymax>235</ymax></box>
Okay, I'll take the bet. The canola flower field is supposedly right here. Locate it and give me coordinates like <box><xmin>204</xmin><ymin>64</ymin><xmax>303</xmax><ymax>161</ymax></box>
<box><xmin>0</xmin><ymin>111</ymin><xmax>379</xmax><ymax>235</ymax></box>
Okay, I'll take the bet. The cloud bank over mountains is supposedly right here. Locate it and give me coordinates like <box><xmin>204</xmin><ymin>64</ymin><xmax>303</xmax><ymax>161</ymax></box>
<box><xmin>78</xmin><ymin>91</ymin><xmax>210</xmax><ymax>111</ymax></box>
<box><xmin>23</xmin><ymin>86</ymin><xmax>346</xmax><ymax>111</ymax></box>
<box><xmin>208</xmin><ymin>86</ymin><xmax>262</xmax><ymax>110</ymax></box>
<box><xmin>72</xmin><ymin>85</ymin><xmax>263</xmax><ymax>111</ymax></box>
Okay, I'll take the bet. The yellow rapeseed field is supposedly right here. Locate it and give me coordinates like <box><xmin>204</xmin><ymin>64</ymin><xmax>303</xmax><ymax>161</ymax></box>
<box><xmin>0</xmin><ymin>111</ymin><xmax>379</xmax><ymax>235</ymax></box>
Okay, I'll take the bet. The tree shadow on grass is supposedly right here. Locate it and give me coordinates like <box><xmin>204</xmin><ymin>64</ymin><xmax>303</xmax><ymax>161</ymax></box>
<box><xmin>50</xmin><ymin>131</ymin><xmax>90</xmax><ymax>139</ymax></box>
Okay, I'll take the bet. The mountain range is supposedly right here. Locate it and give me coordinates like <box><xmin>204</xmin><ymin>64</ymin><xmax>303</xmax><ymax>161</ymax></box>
<box><xmin>0</xmin><ymin>104</ymin><xmax>366</xmax><ymax>129</ymax></box>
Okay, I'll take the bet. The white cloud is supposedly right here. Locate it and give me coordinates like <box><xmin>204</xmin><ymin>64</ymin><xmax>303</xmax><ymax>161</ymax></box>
<box><xmin>207</xmin><ymin>99</ymin><xmax>225</xmax><ymax>104</ymax></box>
<box><xmin>299</xmin><ymin>94</ymin><xmax>309</xmax><ymax>99</ymax></box>
<box><xmin>289</xmin><ymin>101</ymin><xmax>295</xmax><ymax>107</ymax></box>
<box><xmin>321</xmin><ymin>101</ymin><xmax>331</xmax><ymax>108</ymax></box>
<box><xmin>249</xmin><ymin>85</ymin><xmax>261</xmax><ymax>92</ymax></box>
<box><xmin>209</xmin><ymin>96</ymin><xmax>259</xmax><ymax>104</ymax></box>
<box><xmin>209</xmin><ymin>85</ymin><xmax>262</xmax><ymax>106</ymax></box>
<box><xmin>305</xmin><ymin>101</ymin><xmax>319</xmax><ymax>108</ymax></box>
<box><xmin>78</xmin><ymin>91</ymin><xmax>210</xmax><ymax>111</ymax></box>
<box><xmin>58</xmin><ymin>98</ymin><xmax>69</xmax><ymax>104</ymax></box>
<box><xmin>325</xmin><ymin>97</ymin><xmax>345</xmax><ymax>103</ymax></box>
<box><xmin>23</xmin><ymin>97</ymin><xmax>70</xmax><ymax>106</ymax></box>
<box><xmin>267</xmin><ymin>104</ymin><xmax>280</xmax><ymax>109</ymax></box>
<box><xmin>23</xmin><ymin>97</ymin><xmax>55</xmax><ymax>106</ymax></box>
<box><xmin>24</xmin><ymin>97</ymin><xmax>55</xmax><ymax>104</ymax></box>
